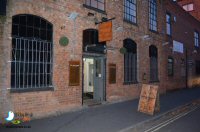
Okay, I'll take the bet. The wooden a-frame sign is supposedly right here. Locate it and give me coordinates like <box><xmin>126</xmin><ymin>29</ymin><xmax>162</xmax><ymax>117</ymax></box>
<box><xmin>138</xmin><ymin>84</ymin><xmax>160</xmax><ymax>115</ymax></box>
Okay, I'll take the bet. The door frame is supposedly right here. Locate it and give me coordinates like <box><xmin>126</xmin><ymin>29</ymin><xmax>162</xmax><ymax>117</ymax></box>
<box><xmin>82</xmin><ymin>53</ymin><xmax>106</xmax><ymax>105</ymax></box>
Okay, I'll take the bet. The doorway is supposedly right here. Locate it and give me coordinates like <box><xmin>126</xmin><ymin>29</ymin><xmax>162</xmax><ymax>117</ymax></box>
<box><xmin>83</xmin><ymin>56</ymin><xmax>106</xmax><ymax>105</ymax></box>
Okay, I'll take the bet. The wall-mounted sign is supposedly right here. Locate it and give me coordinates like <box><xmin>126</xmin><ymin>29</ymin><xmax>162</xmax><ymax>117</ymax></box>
<box><xmin>69</xmin><ymin>61</ymin><xmax>80</xmax><ymax>86</ymax></box>
<box><xmin>109</xmin><ymin>64</ymin><xmax>116</xmax><ymax>84</ymax></box>
<box><xmin>99</xmin><ymin>21</ymin><xmax>112</xmax><ymax>42</ymax></box>
<box><xmin>59</xmin><ymin>36</ymin><xmax>69</xmax><ymax>46</ymax></box>
<box><xmin>173</xmin><ymin>40</ymin><xmax>184</xmax><ymax>53</ymax></box>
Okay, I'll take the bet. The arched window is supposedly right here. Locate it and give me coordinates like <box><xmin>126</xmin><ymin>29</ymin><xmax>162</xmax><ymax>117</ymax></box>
<box><xmin>124</xmin><ymin>39</ymin><xmax>137</xmax><ymax>84</ymax></box>
<box><xmin>149</xmin><ymin>45</ymin><xmax>158</xmax><ymax>82</ymax></box>
<box><xmin>11</xmin><ymin>14</ymin><xmax>53</xmax><ymax>90</ymax></box>
<box><xmin>83</xmin><ymin>29</ymin><xmax>106</xmax><ymax>54</ymax></box>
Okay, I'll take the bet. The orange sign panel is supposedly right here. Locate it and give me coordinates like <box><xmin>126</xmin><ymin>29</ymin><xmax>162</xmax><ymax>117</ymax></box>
<box><xmin>138</xmin><ymin>84</ymin><xmax>160</xmax><ymax>115</ymax></box>
<box><xmin>99</xmin><ymin>21</ymin><xmax>112</xmax><ymax>42</ymax></box>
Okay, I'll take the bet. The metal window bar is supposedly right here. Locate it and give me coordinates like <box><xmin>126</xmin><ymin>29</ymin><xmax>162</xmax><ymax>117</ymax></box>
<box><xmin>11</xmin><ymin>37</ymin><xmax>53</xmax><ymax>89</ymax></box>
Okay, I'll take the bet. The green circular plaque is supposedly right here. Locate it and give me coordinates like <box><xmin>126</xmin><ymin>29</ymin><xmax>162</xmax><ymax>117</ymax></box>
<box><xmin>59</xmin><ymin>36</ymin><xmax>69</xmax><ymax>46</ymax></box>
<box><xmin>119</xmin><ymin>47</ymin><xmax>127</xmax><ymax>54</ymax></box>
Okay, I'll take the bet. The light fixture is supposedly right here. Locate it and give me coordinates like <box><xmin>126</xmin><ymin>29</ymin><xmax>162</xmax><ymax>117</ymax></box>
<box><xmin>142</xmin><ymin>35</ymin><xmax>151</xmax><ymax>40</ymax></box>
<box><xmin>162</xmin><ymin>42</ymin><xmax>169</xmax><ymax>46</ymax></box>
<box><xmin>87</xmin><ymin>12</ymin><xmax>94</xmax><ymax>16</ymax></box>
<box><xmin>68</xmin><ymin>12</ymin><xmax>79</xmax><ymax>20</ymax></box>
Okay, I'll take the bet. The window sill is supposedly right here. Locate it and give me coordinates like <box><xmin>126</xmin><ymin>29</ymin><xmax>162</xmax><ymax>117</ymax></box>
<box><xmin>123</xmin><ymin>19</ymin><xmax>138</xmax><ymax>26</ymax></box>
<box><xmin>149</xmin><ymin>80</ymin><xmax>160</xmax><ymax>83</ymax></box>
<box><xmin>166</xmin><ymin>34</ymin><xmax>172</xmax><ymax>38</ymax></box>
<box><xmin>10</xmin><ymin>87</ymin><xmax>54</xmax><ymax>93</ymax></box>
<box><xmin>83</xmin><ymin>4</ymin><xmax>106</xmax><ymax>15</ymax></box>
<box><xmin>149</xmin><ymin>29</ymin><xmax>159</xmax><ymax>34</ymax></box>
<box><xmin>168</xmin><ymin>74</ymin><xmax>174</xmax><ymax>77</ymax></box>
<box><xmin>123</xmin><ymin>81</ymin><xmax>138</xmax><ymax>85</ymax></box>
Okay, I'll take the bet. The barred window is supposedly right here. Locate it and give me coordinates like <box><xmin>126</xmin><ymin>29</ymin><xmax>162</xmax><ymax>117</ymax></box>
<box><xmin>11</xmin><ymin>14</ymin><xmax>53</xmax><ymax>90</ymax></box>
<box><xmin>124</xmin><ymin>39</ymin><xmax>137</xmax><ymax>84</ymax></box>
<box><xmin>194</xmin><ymin>31</ymin><xmax>199</xmax><ymax>47</ymax></box>
<box><xmin>168</xmin><ymin>57</ymin><xmax>174</xmax><ymax>76</ymax></box>
<box><xmin>124</xmin><ymin>0</ymin><xmax>137</xmax><ymax>24</ymax></box>
<box><xmin>166</xmin><ymin>13</ymin><xmax>171</xmax><ymax>35</ymax></box>
<box><xmin>149</xmin><ymin>45</ymin><xmax>158</xmax><ymax>82</ymax></box>
<box><xmin>149</xmin><ymin>0</ymin><xmax>157</xmax><ymax>31</ymax></box>
<box><xmin>85</xmin><ymin>0</ymin><xmax>105</xmax><ymax>11</ymax></box>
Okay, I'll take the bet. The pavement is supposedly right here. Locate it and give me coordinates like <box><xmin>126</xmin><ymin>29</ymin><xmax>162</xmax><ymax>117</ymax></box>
<box><xmin>0</xmin><ymin>88</ymin><xmax>200</xmax><ymax>132</ymax></box>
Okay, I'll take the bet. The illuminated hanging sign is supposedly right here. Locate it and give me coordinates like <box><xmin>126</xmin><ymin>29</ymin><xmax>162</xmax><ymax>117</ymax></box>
<box><xmin>99</xmin><ymin>21</ymin><xmax>113</xmax><ymax>42</ymax></box>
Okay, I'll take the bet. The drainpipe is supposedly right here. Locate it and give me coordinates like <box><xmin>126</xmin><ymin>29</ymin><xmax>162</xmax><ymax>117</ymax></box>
<box><xmin>185</xmin><ymin>48</ymin><xmax>188</xmax><ymax>89</ymax></box>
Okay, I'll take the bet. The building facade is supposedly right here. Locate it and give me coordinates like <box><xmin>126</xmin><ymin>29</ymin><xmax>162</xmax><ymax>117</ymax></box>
<box><xmin>164</xmin><ymin>0</ymin><xmax>200</xmax><ymax>90</ymax></box>
<box><xmin>178</xmin><ymin>0</ymin><xmax>200</xmax><ymax>21</ymax></box>
<box><xmin>0</xmin><ymin>0</ymin><xmax>199</xmax><ymax>119</ymax></box>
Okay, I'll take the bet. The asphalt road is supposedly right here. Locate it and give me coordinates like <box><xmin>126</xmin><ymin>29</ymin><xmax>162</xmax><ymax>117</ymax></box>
<box><xmin>156</xmin><ymin>108</ymin><xmax>200</xmax><ymax>132</ymax></box>
<box><xmin>1</xmin><ymin>88</ymin><xmax>200</xmax><ymax>132</ymax></box>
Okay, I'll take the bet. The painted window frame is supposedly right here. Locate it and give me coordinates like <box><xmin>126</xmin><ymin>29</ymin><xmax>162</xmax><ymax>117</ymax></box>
<box><xmin>124</xmin><ymin>0</ymin><xmax>137</xmax><ymax>24</ymax></box>
<box><xmin>149</xmin><ymin>0</ymin><xmax>157</xmax><ymax>32</ymax></box>
<box><xmin>123</xmin><ymin>39</ymin><xmax>137</xmax><ymax>84</ymax></box>
<box><xmin>149</xmin><ymin>45</ymin><xmax>159</xmax><ymax>82</ymax></box>
<box><xmin>194</xmin><ymin>31</ymin><xmax>199</xmax><ymax>48</ymax></box>
<box><xmin>84</xmin><ymin>0</ymin><xmax>105</xmax><ymax>12</ymax></box>
<box><xmin>166</xmin><ymin>13</ymin><xmax>172</xmax><ymax>36</ymax></box>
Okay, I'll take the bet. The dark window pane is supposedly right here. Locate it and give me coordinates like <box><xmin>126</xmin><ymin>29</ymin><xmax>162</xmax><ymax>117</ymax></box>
<box><xmin>27</xmin><ymin>15</ymin><xmax>34</xmax><ymax>26</ymax></box>
<box><xmin>12</xmin><ymin>24</ymin><xmax>19</xmax><ymax>36</ymax></box>
<box><xmin>40</xmin><ymin>29</ymin><xmax>47</xmax><ymax>40</ymax></box>
<box><xmin>27</xmin><ymin>27</ymin><xmax>34</xmax><ymax>37</ymax></box>
<box><xmin>19</xmin><ymin>25</ymin><xmax>27</xmax><ymax>37</ymax></box>
<box><xmin>34</xmin><ymin>17</ymin><xmax>40</xmax><ymax>28</ymax></box>
<box><xmin>20</xmin><ymin>15</ymin><xmax>27</xmax><ymax>25</ymax></box>
<box><xmin>34</xmin><ymin>28</ymin><xmax>40</xmax><ymax>38</ymax></box>
<box><xmin>40</xmin><ymin>19</ymin><xmax>47</xmax><ymax>29</ymax></box>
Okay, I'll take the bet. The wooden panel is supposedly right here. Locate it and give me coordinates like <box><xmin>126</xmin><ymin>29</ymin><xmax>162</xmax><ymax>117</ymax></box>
<box><xmin>69</xmin><ymin>61</ymin><xmax>80</xmax><ymax>86</ymax></box>
<box><xmin>99</xmin><ymin>21</ymin><xmax>112</xmax><ymax>42</ymax></box>
<box><xmin>109</xmin><ymin>64</ymin><xmax>116</xmax><ymax>84</ymax></box>
<box><xmin>138</xmin><ymin>84</ymin><xmax>159</xmax><ymax>115</ymax></box>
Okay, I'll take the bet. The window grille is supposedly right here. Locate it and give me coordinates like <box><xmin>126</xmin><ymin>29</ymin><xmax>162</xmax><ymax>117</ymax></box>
<box><xmin>11</xmin><ymin>14</ymin><xmax>53</xmax><ymax>90</ymax></box>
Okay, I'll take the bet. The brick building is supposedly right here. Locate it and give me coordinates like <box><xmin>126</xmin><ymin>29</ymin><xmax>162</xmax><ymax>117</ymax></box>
<box><xmin>164</xmin><ymin>0</ymin><xmax>200</xmax><ymax>90</ymax></box>
<box><xmin>178</xmin><ymin>0</ymin><xmax>200</xmax><ymax>21</ymax></box>
<box><xmin>0</xmin><ymin>0</ymin><xmax>199</xmax><ymax>119</ymax></box>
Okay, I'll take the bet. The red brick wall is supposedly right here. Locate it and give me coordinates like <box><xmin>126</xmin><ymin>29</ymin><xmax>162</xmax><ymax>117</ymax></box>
<box><xmin>0</xmin><ymin>0</ymin><xmax>199</xmax><ymax>119</ymax></box>
<box><xmin>164</xmin><ymin>0</ymin><xmax>200</xmax><ymax>91</ymax></box>
<box><xmin>178</xmin><ymin>0</ymin><xmax>200</xmax><ymax>21</ymax></box>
